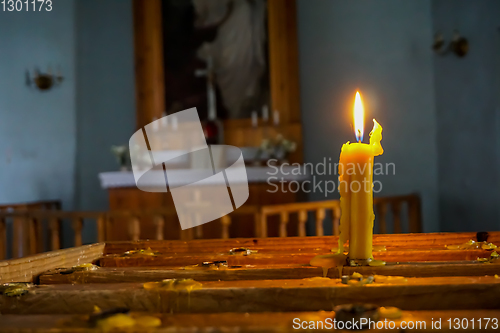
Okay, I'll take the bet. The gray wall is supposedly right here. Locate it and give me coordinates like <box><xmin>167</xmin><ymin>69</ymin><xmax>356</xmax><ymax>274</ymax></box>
<box><xmin>75</xmin><ymin>0</ymin><xmax>136</xmax><ymax>243</ymax></box>
<box><xmin>432</xmin><ymin>0</ymin><xmax>500</xmax><ymax>231</ymax></box>
<box><xmin>0</xmin><ymin>1</ymin><xmax>76</xmax><ymax>209</ymax></box>
<box><xmin>297</xmin><ymin>0</ymin><xmax>440</xmax><ymax>232</ymax></box>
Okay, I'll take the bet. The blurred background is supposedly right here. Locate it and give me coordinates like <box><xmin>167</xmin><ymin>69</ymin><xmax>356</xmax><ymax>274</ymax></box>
<box><xmin>0</xmin><ymin>0</ymin><xmax>499</xmax><ymax>253</ymax></box>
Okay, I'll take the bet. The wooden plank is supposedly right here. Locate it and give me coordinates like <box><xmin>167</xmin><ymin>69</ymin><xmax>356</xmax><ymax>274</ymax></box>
<box><xmin>38</xmin><ymin>261</ymin><xmax>500</xmax><ymax>284</ymax></box>
<box><xmin>97</xmin><ymin>248</ymin><xmax>495</xmax><ymax>267</ymax></box>
<box><xmin>0</xmin><ymin>243</ymin><xmax>105</xmax><ymax>283</ymax></box>
<box><xmin>101</xmin><ymin>232</ymin><xmax>500</xmax><ymax>255</ymax></box>
<box><xmin>0</xmin><ymin>310</ymin><xmax>499</xmax><ymax>332</ymax></box>
<box><xmin>1</xmin><ymin>277</ymin><xmax>500</xmax><ymax>314</ymax></box>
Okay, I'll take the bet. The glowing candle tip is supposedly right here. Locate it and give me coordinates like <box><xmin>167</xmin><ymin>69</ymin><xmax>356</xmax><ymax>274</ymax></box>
<box><xmin>354</xmin><ymin>91</ymin><xmax>364</xmax><ymax>142</ymax></box>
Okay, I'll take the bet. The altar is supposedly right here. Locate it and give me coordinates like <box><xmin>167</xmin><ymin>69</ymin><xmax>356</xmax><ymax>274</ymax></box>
<box><xmin>99</xmin><ymin>166</ymin><xmax>308</xmax><ymax>240</ymax></box>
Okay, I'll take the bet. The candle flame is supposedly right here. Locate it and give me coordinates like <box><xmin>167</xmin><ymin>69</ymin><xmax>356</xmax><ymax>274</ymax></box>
<box><xmin>354</xmin><ymin>91</ymin><xmax>364</xmax><ymax>142</ymax></box>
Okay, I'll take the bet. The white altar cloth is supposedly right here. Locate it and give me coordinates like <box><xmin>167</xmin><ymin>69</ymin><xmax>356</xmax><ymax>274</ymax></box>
<box><xmin>99</xmin><ymin>166</ymin><xmax>308</xmax><ymax>189</ymax></box>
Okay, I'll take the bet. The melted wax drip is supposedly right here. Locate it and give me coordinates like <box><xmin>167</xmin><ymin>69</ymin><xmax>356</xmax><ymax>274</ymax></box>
<box><xmin>309</xmin><ymin>253</ymin><xmax>347</xmax><ymax>279</ymax></box>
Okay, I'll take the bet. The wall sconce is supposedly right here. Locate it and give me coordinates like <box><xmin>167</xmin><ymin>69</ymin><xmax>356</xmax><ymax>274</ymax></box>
<box><xmin>432</xmin><ymin>30</ymin><xmax>469</xmax><ymax>57</ymax></box>
<box><xmin>25</xmin><ymin>67</ymin><xmax>63</xmax><ymax>91</ymax></box>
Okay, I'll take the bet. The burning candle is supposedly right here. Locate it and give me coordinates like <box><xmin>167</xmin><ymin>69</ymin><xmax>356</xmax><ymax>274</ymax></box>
<box><xmin>338</xmin><ymin>91</ymin><xmax>383</xmax><ymax>265</ymax></box>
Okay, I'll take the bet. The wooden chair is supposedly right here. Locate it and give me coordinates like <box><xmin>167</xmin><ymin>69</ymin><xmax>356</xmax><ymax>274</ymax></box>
<box><xmin>258</xmin><ymin>193</ymin><xmax>422</xmax><ymax>237</ymax></box>
<box><xmin>0</xmin><ymin>210</ymin><xmax>99</xmax><ymax>259</ymax></box>
<box><xmin>259</xmin><ymin>200</ymin><xmax>341</xmax><ymax>237</ymax></box>
<box><xmin>0</xmin><ymin>200</ymin><xmax>61</xmax><ymax>259</ymax></box>
<box><xmin>374</xmin><ymin>193</ymin><xmax>422</xmax><ymax>233</ymax></box>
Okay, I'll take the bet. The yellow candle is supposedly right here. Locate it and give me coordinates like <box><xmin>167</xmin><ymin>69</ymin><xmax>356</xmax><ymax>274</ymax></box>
<box><xmin>338</xmin><ymin>92</ymin><xmax>383</xmax><ymax>264</ymax></box>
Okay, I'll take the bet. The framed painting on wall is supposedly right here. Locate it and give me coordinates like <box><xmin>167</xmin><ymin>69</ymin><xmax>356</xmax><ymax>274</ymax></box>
<box><xmin>133</xmin><ymin>0</ymin><xmax>302</xmax><ymax>163</ymax></box>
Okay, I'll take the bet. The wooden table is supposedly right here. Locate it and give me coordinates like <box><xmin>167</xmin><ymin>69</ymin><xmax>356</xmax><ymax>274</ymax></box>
<box><xmin>1</xmin><ymin>232</ymin><xmax>499</xmax><ymax>332</ymax></box>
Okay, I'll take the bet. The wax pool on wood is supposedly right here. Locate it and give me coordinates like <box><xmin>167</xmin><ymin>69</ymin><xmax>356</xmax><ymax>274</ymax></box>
<box><xmin>369</xmin><ymin>260</ymin><xmax>386</xmax><ymax>267</ymax></box>
<box><xmin>143</xmin><ymin>279</ymin><xmax>202</xmax><ymax>292</ymax></box>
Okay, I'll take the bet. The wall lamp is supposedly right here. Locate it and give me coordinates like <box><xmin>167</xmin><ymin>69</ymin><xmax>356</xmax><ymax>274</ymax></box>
<box><xmin>25</xmin><ymin>67</ymin><xmax>63</xmax><ymax>91</ymax></box>
<box><xmin>432</xmin><ymin>30</ymin><xmax>469</xmax><ymax>57</ymax></box>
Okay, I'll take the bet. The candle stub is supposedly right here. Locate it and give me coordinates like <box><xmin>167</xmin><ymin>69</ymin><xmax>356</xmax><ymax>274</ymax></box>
<box><xmin>336</xmin><ymin>92</ymin><xmax>383</xmax><ymax>265</ymax></box>
<box><xmin>338</xmin><ymin>118</ymin><xmax>383</xmax><ymax>263</ymax></box>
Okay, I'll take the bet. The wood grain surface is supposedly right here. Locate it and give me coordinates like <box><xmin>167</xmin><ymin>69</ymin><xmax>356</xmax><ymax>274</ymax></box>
<box><xmin>38</xmin><ymin>261</ymin><xmax>500</xmax><ymax>284</ymax></box>
<box><xmin>0</xmin><ymin>243</ymin><xmax>105</xmax><ymax>283</ymax></box>
<box><xmin>102</xmin><ymin>231</ymin><xmax>500</xmax><ymax>254</ymax></box>
<box><xmin>97</xmin><ymin>249</ymin><xmax>495</xmax><ymax>267</ymax></box>
<box><xmin>2</xmin><ymin>277</ymin><xmax>500</xmax><ymax>314</ymax></box>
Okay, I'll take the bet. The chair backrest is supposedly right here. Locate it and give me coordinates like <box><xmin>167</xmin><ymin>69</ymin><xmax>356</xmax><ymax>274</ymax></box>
<box><xmin>0</xmin><ymin>210</ymin><xmax>101</xmax><ymax>259</ymax></box>
<box><xmin>0</xmin><ymin>200</ymin><xmax>61</xmax><ymax>259</ymax></box>
<box><xmin>374</xmin><ymin>193</ymin><xmax>422</xmax><ymax>233</ymax></box>
<box><xmin>258</xmin><ymin>193</ymin><xmax>422</xmax><ymax>237</ymax></box>
<box><xmin>259</xmin><ymin>200</ymin><xmax>341</xmax><ymax>237</ymax></box>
